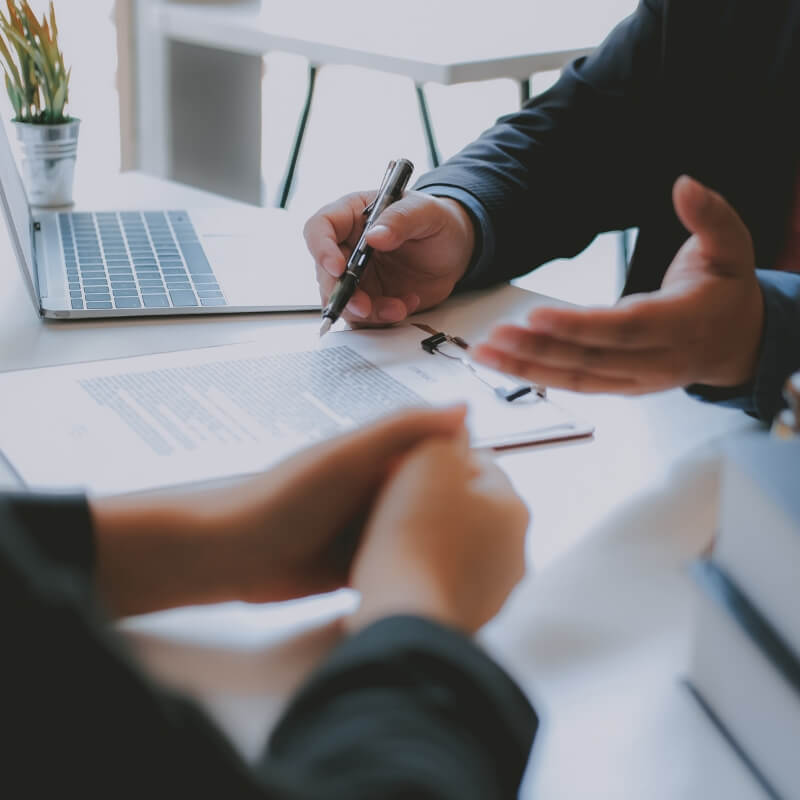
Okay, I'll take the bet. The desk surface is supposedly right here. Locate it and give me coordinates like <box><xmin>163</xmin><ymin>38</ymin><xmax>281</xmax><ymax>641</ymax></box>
<box><xmin>157</xmin><ymin>0</ymin><xmax>638</xmax><ymax>84</ymax></box>
<box><xmin>0</xmin><ymin>171</ymin><xmax>764</xmax><ymax>799</ymax></box>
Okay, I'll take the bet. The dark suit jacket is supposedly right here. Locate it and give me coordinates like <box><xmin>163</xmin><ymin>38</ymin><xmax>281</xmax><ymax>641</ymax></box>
<box><xmin>2</xmin><ymin>493</ymin><xmax>536</xmax><ymax>798</ymax></box>
<box><xmin>416</xmin><ymin>0</ymin><xmax>800</xmax><ymax>419</ymax></box>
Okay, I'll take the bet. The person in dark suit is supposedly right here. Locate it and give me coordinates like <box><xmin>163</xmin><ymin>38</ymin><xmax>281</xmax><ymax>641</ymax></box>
<box><xmin>3</xmin><ymin>408</ymin><xmax>536</xmax><ymax>798</ymax></box>
<box><xmin>307</xmin><ymin>0</ymin><xmax>800</xmax><ymax>422</ymax></box>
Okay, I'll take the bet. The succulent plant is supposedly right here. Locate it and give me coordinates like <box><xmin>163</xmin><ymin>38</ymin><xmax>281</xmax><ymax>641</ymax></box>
<box><xmin>0</xmin><ymin>1</ymin><xmax>70</xmax><ymax>124</ymax></box>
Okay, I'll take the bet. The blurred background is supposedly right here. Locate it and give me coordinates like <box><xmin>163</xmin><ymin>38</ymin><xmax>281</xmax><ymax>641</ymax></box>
<box><xmin>2</xmin><ymin>0</ymin><xmax>639</xmax><ymax>305</ymax></box>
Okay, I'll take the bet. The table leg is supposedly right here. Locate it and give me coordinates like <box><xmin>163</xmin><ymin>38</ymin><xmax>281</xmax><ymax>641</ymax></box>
<box><xmin>618</xmin><ymin>228</ymin><xmax>633</xmax><ymax>289</ymax></box>
<box><xmin>415</xmin><ymin>84</ymin><xmax>441</xmax><ymax>168</ymax></box>
<box><xmin>278</xmin><ymin>64</ymin><xmax>318</xmax><ymax>209</ymax></box>
<box><xmin>519</xmin><ymin>78</ymin><xmax>531</xmax><ymax>106</ymax></box>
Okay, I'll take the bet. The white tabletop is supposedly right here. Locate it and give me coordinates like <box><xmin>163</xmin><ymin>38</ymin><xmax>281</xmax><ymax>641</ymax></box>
<box><xmin>0</xmin><ymin>171</ymin><xmax>765</xmax><ymax>798</ymax></box>
<box><xmin>157</xmin><ymin>0</ymin><xmax>639</xmax><ymax>84</ymax></box>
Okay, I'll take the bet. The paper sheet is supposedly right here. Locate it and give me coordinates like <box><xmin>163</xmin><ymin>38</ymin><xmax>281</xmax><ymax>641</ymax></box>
<box><xmin>0</xmin><ymin>324</ymin><xmax>591</xmax><ymax>495</ymax></box>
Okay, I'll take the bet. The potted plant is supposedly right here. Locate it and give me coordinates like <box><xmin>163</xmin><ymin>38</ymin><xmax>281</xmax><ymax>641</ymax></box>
<box><xmin>0</xmin><ymin>0</ymin><xmax>77</xmax><ymax>206</ymax></box>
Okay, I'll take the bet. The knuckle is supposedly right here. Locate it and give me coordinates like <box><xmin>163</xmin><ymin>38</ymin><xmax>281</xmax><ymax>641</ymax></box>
<box><xmin>616</xmin><ymin>312</ymin><xmax>645</xmax><ymax>344</ymax></box>
<box><xmin>382</xmin><ymin>203</ymin><xmax>412</xmax><ymax>228</ymax></box>
<box><xmin>581</xmin><ymin>346</ymin><xmax>604</xmax><ymax>369</ymax></box>
<box><xmin>532</xmin><ymin>333</ymin><xmax>552</xmax><ymax>358</ymax></box>
<box><xmin>302</xmin><ymin>215</ymin><xmax>317</xmax><ymax>241</ymax></box>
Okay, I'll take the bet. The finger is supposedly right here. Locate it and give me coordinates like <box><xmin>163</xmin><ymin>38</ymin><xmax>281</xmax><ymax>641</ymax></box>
<box><xmin>672</xmin><ymin>176</ymin><xmax>754</xmax><ymax>272</ymax></box>
<box><xmin>398</xmin><ymin>424</ymin><xmax>474</xmax><ymax>479</ymax></box>
<box><xmin>344</xmin><ymin>295</ymin><xmax>417</xmax><ymax>326</ymax></box>
<box><xmin>304</xmin><ymin>192</ymin><xmax>373</xmax><ymax>276</ymax></box>
<box><xmin>525</xmin><ymin>295</ymin><xmax>690</xmax><ymax>350</ymax></box>
<box><xmin>324</xmin><ymin>406</ymin><xmax>469</xmax><ymax>471</ymax></box>
<box><xmin>471</xmin><ymin>344</ymin><xmax>641</xmax><ymax>394</ymax></box>
<box><xmin>315</xmin><ymin>263</ymin><xmax>373</xmax><ymax>318</ymax></box>
<box><xmin>315</xmin><ymin>265</ymin><xmax>419</xmax><ymax>322</ymax></box>
<box><xmin>485</xmin><ymin>325</ymin><xmax>687</xmax><ymax>384</ymax></box>
<box><xmin>470</xmin><ymin>457</ymin><xmax>531</xmax><ymax>532</ymax></box>
<box><xmin>479</xmin><ymin>468</ymin><xmax>529</xmax><ymax>526</ymax></box>
<box><xmin>372</xmin><ymin>296</ymin><xmax>411</xmax><ymax>324</ymax></box>
<box><xmin>365</xmin><ymin>191</ymin><xmax>447</xmax><ymax>251</ymax></box>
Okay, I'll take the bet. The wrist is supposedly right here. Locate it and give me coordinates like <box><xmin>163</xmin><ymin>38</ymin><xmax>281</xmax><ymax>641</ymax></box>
<box><xmin>347</xmin><ymin>560</ymin><xmax>467</xmax><ymax>636</ymax></box>
<box><xmin>90</xmin><ymin>492</ymin><xmax>242</xmax><ymax>617</ymax></box>
<box><xmin>703</xmin><ymin>281</ymin><xmax>765</xmax><ymax>387</ymax></box>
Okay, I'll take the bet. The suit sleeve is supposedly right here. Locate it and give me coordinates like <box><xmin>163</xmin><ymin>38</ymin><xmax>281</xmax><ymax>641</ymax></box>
<box><xmin>1</xmin><ymin>497</ymin><xmax>537</xmax><ymax>799</ymax></box>
<box><xmin>4</xmin><ymin>492</ymin><xmax>95</xmax><ymax>574</ymax></box>
<box><xmin>415</xmin><ymin>0</ymin><xmax>665</xmax><ymax>290</ymax></box>
<box><xmin>687</xmin><ymin>271</ymin><xmax>800</xmax><ymax>421</ymax></box>
<box><xmin>268</xmin><ymin>616</ymin><xmax>538</xmax><ymax>799</ymax></box>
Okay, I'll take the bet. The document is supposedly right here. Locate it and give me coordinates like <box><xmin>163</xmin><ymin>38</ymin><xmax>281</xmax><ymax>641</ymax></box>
<box><xmin>0</xmin><ymin>324</ymin><xmax>592</xmax><ymax>495</ymax></box>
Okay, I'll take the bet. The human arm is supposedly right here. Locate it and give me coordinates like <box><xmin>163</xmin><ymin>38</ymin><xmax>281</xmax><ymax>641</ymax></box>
<box><xmin>2</xmin><ymin>422</ymin><xmax>535</xmax><ymax>799</ymax></box>
<box><xmin>685</xmin><ymin>271</ymin><xmax>800</xmax><ymax>421</ymax></box>
<box><xmin>88</xmin><ymin>407</ymin><xmax>466</xmax><ymax>616</ymax></box>
<box><xmin>472</xmin><ymin>176</ymin><xmax>793</xmax><ymax>419</ymax></box>
<box><xmin>304</xmin><ymin>1</ymin><xmax>664</xmax><ymax>323</ymax></box>
<box><xmin>269</xmin><ymin>434</ymin><xmax>535</xmax><ymax>798</ymax></box>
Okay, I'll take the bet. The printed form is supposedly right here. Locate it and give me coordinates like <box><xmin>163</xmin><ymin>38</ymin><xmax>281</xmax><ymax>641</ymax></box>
<box><xmin>0</xmin><ymin>325</ymin><xmax>591</xmax><ymax>495</ymax></box>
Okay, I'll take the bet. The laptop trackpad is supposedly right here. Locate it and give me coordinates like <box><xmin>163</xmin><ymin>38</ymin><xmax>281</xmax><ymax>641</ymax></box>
<box><xmin>199</xmin><ymin>229</ymin><xmax>320</xmax><ymax>310</ymax></box>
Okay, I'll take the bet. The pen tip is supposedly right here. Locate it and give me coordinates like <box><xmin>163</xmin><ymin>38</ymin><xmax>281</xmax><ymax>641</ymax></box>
<box><xmin>319</xmin><ymin>318</ymin><xmax>332</xmax><ymax>338</ymax></box>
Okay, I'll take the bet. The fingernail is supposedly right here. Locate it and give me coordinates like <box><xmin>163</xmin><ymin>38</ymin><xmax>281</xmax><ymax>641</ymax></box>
<box><xmin>367</xmin><ymin>225</ymin><xmax>391</xmax><ymax>243</ymax></box>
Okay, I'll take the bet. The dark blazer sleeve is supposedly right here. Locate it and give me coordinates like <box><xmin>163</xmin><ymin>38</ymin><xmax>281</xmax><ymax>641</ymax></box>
<box><xmin>268</xmin><ymin>616</ymin><xmax>537</xmax><ymax>799</ymax></box>
<box><xmin>415</xmin><ymin>0</ymin><xmax>665</xmax><ymax>290</ymax></box>
<box><xmin>1</xmin><ymin>496</ymin><xmax>537</xmax><ymax>799</ymax></box>
<box><xmin>4</xmin><ymin>492</ymin><xmax>95</xmax><ymax>574</ymax></box>
<box><xmin>688</xmin><ymin>271</ymin><xmax>800</xmax><ymax>421</ymax></box>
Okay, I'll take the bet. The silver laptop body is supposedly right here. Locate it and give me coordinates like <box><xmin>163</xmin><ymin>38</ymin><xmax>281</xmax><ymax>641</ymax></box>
<box><xmin>0</xmin><ymin>121</ymin><xmax>320</xmax><ymax>319</ymax></box>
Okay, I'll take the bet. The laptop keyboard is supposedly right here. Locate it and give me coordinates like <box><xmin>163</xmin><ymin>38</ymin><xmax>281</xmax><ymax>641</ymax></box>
<box><xmin>60</xmin><ymin>210</ymin><xmax>227</xmax><ymax>311</ymax></box>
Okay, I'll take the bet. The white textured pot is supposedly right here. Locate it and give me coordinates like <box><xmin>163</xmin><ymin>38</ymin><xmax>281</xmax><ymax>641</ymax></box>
<box><xmin>12</xmin><ymin>118</ymin><xmax>80</xmax><ymax>207</ymax></box>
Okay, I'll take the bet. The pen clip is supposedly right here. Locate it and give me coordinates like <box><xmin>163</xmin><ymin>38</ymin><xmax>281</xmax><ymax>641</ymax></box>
<box><xmin>363</xmin><ymin>160</ymin><xmax>397</xmax><ymax>218</ymax></box>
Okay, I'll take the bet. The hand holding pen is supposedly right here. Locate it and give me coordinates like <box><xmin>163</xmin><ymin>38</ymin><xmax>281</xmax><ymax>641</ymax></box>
<box><xmin>319</xmin><ymin>159</ymin><xmax>415</xmax><ymax>336</ymax></box>
<box><xmin>306</xmin><ymin>171</ymin><xmax>476</xmax><ymax>328</ymax></box>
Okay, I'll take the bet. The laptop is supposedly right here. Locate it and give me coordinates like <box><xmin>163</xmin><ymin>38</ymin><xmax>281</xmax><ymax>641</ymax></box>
<box><xmin>0</xmin><ymin>121</ymin><xmax>320</xmax><ymax>319</ymax></box>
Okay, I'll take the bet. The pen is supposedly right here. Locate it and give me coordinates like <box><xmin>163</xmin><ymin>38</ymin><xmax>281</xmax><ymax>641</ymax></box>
<box><xmin>319</xmin><ymin>158</ymin><xmax>414</xmax><ymax>337</ymax></box>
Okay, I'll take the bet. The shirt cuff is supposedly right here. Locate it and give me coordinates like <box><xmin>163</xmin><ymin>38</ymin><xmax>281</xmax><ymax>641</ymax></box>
<box><xmin>415</xmin><ymin>184</ymin><xmax>496</xmax><ymax>291</ymax></box>
<box><xmin>4</xmin><ymin>493</ymin><xmax>95</xmax><ymax>575</ymax></box>
<box><xmin>687</xmin><ymin>270</ymin><xmax>800</xmax><ymax>421</ymax></box>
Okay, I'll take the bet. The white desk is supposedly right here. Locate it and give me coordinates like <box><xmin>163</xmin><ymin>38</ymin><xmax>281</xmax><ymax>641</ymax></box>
<box><xmin>130</xmin><ymin>0</ymin><xmax>637</xmax><ymax>205</ymax></box>
<box><xmin>0</xmin><ymin>173</ymin><xmax>764</xmax><ymax>798</ymax></box>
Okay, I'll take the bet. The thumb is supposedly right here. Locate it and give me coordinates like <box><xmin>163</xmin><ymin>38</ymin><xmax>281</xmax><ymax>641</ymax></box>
<box><xmin>322</xmin><ymin>405</ymin><xmax>468</xmax><ymax>473</ymax></box>
<box><xmin>672</xmin><ymin>175</ymin><xmax>754</xmax><ymax>273</ymax></box>
<box><xmin>365</xmin><ymin>191</ymin><xmax>444</xmax><ymax>251</ymax></box>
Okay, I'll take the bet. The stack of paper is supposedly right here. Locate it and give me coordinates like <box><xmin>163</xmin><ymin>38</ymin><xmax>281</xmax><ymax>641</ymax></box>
<box><xmin>688</xmin><ymin>435</ymin><xmax>800</xmax><ymax>800</ymax></box>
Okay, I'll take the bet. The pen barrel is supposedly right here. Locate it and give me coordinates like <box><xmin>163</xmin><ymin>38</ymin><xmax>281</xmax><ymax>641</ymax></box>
<box><xmin>321</xmin><ymin>158</ymin><xmax>413</xmax><ymax>327</ymax></box>
<box><xmin>323</xmin><ymin>270</ymin><xmax>361</xmax><ymax>320</ymax></box>
<box><xmin>366</xmin><ymin>159</ymin><xmax>414</xmax><ymax>226</ymax></box>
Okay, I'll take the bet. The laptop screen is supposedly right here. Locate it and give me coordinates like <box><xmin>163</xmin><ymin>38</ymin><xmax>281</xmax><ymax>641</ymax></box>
<box><xmin>0</xmin><ymin>119</ymin><xmax>37</xmax><ymax>305</ymax></box>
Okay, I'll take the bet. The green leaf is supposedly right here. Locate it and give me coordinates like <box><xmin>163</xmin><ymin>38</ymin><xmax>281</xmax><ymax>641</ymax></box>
<box><xmin>4</xmin><ymin>71</ymin><xmax>22</xmax><ymax>118</ymax></box>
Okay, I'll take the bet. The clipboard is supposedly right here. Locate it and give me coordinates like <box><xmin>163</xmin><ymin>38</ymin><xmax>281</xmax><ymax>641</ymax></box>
<box><xmin>320</xmin><ymin>322</ymin><xmax>594</xmax><ymax>452</ymax></box>
<box><xmin>0</xmin><ymin>322</ymin><xmax>594</xmax><ymax>495</ymax></box>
